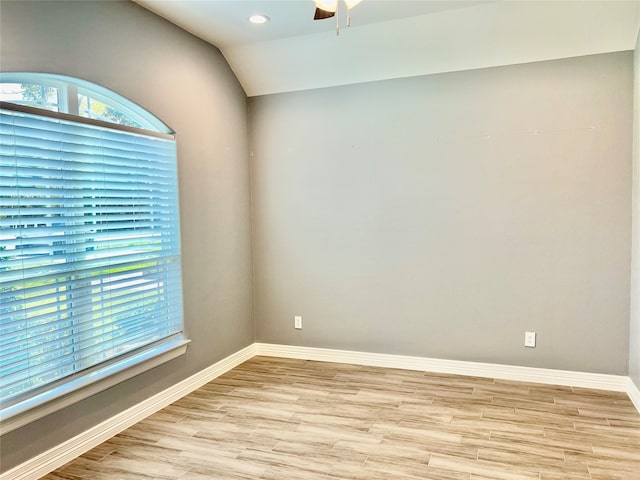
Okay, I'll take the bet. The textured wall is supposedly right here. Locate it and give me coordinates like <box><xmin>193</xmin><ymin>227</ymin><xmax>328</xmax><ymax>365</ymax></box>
<box><xmin>0</xmin><ymin>0</ymin><xmax>254</xmax><ymax>471</ymax></box>
<box><xmin>250</xmin><ymin>52</ymin><xmax>633</xmax><ymax>375</ymax></box>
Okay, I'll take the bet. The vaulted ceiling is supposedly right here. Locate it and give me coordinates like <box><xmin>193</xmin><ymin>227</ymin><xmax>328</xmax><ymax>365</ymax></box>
<box><xmin>134</xmin><ymin>0</ymin><xmax>640</xmax><ymax>97</ymax></box>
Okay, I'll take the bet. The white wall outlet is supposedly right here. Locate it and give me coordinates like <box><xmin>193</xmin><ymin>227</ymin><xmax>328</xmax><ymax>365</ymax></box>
<box><xmin>294</xmin><ymin>315</ymin><xmax>302</xmax><ymax>330</ymax></box>
<box><xmin>524</xmin><ymin>331</ymin><xmax>536</xmax><ymax>348</ymax></box>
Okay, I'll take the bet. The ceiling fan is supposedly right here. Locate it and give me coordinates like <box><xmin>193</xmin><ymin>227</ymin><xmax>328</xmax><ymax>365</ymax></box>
<box><xmin>313</xmin><ymin>0</ymin><xmax>363</xmax><ymax>34</ymax></box>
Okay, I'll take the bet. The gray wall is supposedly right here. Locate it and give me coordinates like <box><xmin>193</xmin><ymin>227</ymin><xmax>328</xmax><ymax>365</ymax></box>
<box><xmin>0</xmin><ymin>0</ymin><xmax>254</xmax><ymax>471</ymax></box>
<box><xmin>631</xmin><ymin>31</ymin><xmax>640</xmax><ymax>390</ymax></box>
<box><xmin>250</xmin><ymin>52</ymin><xmax>633</xmax><ymax>375</ymax></box>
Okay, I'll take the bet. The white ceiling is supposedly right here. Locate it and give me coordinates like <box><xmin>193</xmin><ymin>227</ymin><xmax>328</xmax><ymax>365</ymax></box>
<box><xmin>135</xmin><ymin>0</ymin><xmax>640</xmax><ymax>97</ymax></box>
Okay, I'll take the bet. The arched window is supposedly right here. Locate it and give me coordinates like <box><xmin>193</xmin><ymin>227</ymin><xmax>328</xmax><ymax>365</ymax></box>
<box><xmin>0</xmin><ymin>74</ymin><xmax>186</xmax><ymax>431</ymax></box>
<box><xmin>0</xmin><ymin>73</ymin><xmax>171</xmax><ymax>132</ymax></box>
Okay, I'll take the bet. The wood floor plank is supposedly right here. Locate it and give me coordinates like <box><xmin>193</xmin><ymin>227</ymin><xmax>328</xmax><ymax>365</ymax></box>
<box><xmin>40</xmin><ymin>357</ymin><xmax>640</xmax><ymax>479</ymax></box>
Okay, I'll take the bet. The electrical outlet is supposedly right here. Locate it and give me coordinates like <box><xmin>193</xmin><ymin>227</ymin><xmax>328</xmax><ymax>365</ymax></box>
<box><xmin>294</xmin><ymin>315</ymin><xmax>302</xmax><ymax>330</ymax></box>
<box><xmin>524</xmin><ymin>331</ymin><xmax>536</xmax><ymax>348</ymax></box>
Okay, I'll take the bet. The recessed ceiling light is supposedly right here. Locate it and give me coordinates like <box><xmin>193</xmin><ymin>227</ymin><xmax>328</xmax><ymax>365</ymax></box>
<box><xmin>248</xmin><ymin>14</ymin><xmax>270</xmax><ymax>24</ymax></box>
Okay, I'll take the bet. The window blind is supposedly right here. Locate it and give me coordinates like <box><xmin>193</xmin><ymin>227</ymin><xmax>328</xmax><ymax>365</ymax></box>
<box><xmin>0</xmin><ymin>107</ymin><xmax>183</xmax><ymax>408</ymax></box>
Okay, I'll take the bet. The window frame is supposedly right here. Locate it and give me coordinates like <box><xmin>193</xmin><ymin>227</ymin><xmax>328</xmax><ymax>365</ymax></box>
<box><xmin>0</xmin><ymin>76</ymin><xmax>187</xmax><ymax>434</ymax></box>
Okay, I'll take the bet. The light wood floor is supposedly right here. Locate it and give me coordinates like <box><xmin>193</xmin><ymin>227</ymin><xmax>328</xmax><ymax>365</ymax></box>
<box><xmin>42</xmin><ymin>356</ymin><xmax>640</xmax><ymax>480</ymax></box>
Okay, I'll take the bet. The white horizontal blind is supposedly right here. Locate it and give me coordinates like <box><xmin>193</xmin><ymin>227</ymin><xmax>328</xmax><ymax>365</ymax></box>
<box><xmin>0</xmin><ymin>108</ymin><xmax>183</xmax><ymax>407</ymax></box>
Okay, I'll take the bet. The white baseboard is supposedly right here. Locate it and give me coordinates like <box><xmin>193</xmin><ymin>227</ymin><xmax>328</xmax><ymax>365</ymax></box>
<box><xmin>0</xmin><ymin>344</ymin><xmax>257</xmax><ymax>480</ymax></box>
<box><xmin>628</xmin><ymin>377</ymin><xmax>640</xmax><ymax>412</ymax></box>
<box><xmin>4</xmin><ymin>342</ymin><xmax>638</xmax><ymax>480</ymax></box>
<box><xmin>254</xmin><ymin>343</ymin><xmax>632</xmax><ymax>392</ymax></box>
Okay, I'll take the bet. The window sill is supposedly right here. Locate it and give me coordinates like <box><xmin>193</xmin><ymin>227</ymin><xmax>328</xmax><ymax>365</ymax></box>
<box><xmin>0</xmin><ymin>338</ymin><xmax>190</xmax><ymax>434</ymax></box>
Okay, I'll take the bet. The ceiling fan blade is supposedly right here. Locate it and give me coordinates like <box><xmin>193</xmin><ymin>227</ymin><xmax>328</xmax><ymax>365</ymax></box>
<box><xmin>314</xmin><ymin>7</ymin><xmax>335</xmax><ymax>20</ymax></box>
